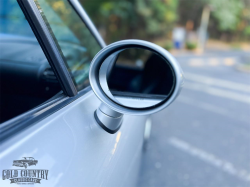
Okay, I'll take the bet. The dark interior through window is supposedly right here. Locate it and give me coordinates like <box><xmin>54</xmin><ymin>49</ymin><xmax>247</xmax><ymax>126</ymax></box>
<box><xmin>0</xmin><ymin>0</ymin><xmax>61</xmax><ymax>123</ymax></box>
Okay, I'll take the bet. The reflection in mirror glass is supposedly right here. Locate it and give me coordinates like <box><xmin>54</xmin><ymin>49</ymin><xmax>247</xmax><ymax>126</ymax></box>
<box><xmin>99</xmin><ymin>48</ymin><xmax>175</xmax><ymax>108</ymax></box>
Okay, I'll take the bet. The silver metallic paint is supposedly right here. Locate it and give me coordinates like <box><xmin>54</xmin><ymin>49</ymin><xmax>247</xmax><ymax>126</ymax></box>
<box><xmin>89</xmin><ymin>39</ymin><xmax>184</xmax><ymax>115</ymax></box>
<box><xmin>0</xmin><ymin>2</ymin><xmax>150</xmax><ymax>186</ymax></box>
<box><xmin>0</xmin><ymin>91</ymin><xmax>146</xmax><ymax>187</ymax></box>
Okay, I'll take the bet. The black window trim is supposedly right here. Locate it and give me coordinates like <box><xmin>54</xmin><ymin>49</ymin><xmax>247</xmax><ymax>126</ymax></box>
<box><xmin>0</xmin><ymin>0</ymin><xmax>106</xmax><ymax>142</ymax></box>
<box><xmin>17</xmin><ymin>0</ymin><xmax>78</xmax><ymax>97</ymax></box>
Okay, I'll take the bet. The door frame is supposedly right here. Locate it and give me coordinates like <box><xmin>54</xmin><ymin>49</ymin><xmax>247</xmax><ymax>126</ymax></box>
<box><xmin>0</xmin><ymin>0</ymin><xmax>105</xmax><ymax>142</ymax></box>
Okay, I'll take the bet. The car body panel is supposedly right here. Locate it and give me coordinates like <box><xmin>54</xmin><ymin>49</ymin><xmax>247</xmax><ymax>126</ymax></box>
<box><xmin>0</xmin><ymin>1</ymin><xmax>148</xmax><ymax>186</ymax></box>
<box><xmin>0</xmin><ymin>90</ymin><xmax>146</xmax><ymax>187</ymax></box>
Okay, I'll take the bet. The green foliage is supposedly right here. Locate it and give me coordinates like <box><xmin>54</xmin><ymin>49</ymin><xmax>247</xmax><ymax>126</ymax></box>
<box><xmin>185</xmin><ymin>42</ymin><xmax>197</xmax><ymax>50</ymax></box>
<box><xmin>81</xmin><ymin>0</ymin><xmax>179</xmax><ymax>43</ymax></box>
<box><xmin>178</xmin><ymin>0</ymin><xmax>249</xmax><ymax>41</ymax></box>
<box><xmin>81</xmin><ymin>0</ymin><xmax>249</xmax><ymax>43</ymax></box>
<box><xmin>136</xmin><ymin>0</ymin><xmax>178</xmax><ymax>35</ymax></box>
<box><xmin>207</xmin><ymin>0</ymin><xmax>250</xmax><ymax>40</ymax></box>
<box><xmin>163</xmin><ymin>41</ymin><xmax>173</xmax><ymax>51</ymax></box>
<box><xmin>244</xmin><ymin>26</ymin><xmax>250</xmax><ymax>36</ymax></box>
<box><xmin>208</xmin><ymin>0</ymin><xmax>244</xmax><ymax>31</ymax></box>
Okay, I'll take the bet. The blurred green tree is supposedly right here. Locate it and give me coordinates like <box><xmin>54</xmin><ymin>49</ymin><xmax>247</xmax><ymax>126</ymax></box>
<box><xmin>81</xmin><ymin>0</ymin><xmax>179</xmax><ymax>43</ymax></box>
<box><xmin>208</xmin><ymin>0</ymin><xmax>250</xmax><ymax>40</ymax></box>
<box><xmin>178</xmin><ymin>0</ymin><xmax>250</xmax><ymax>41</ymax></box>
<box><xmin>209</xmin><ymin>0</ymin><xmax>243</xmax><ymax>31</ymax></box>
<box><xmin>81</xmin><ymin>0</ymin><xmax>249</xmax><ymax>43</ymax></box>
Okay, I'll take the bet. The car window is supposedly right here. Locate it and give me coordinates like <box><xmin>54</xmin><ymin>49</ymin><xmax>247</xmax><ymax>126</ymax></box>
<box><xmin>34</xmin><ymin>0</ymin><xmax>102</xmax><ymax>91</ymax></box>
<box><xmin>0</xmin><ymin>0</ymin><xmax>61</xmax><ymax>123</ymax></box>
<box><xmin>0</xmin><ymin>0</ymin><xmax>34</xmax><ymax>37</ymax></box>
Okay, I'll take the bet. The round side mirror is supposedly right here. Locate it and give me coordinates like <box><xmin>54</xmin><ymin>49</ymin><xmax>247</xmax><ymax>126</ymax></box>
<box><xmin>89</xmin><ymin>40</ymin><xmax>184</xmax><ymax>133</ymax></box>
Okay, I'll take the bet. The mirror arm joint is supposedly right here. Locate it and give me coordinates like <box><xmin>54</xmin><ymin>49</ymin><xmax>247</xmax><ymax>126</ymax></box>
<box><xmin>94</xmin><ymin>103</ymin><xmax>123</xmax><ymax>134</ymax></box>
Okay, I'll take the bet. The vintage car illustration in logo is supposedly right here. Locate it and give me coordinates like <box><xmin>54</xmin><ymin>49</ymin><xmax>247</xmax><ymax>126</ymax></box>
<box><xmin>3</xmin><ymin>157</ymin><xmax>48</xmax><ymax>184</ymax></box>
<box><xmin>13</xmin><ymin>157</ymin><xmax>38</xmax><ymax>169</ymax></box>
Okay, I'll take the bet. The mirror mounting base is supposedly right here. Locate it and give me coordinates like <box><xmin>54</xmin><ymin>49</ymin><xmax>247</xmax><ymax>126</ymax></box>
<box><xmin>94</xmin><ymin>104</ymin><xmax>123</xmax><ymax>134</ymax></box>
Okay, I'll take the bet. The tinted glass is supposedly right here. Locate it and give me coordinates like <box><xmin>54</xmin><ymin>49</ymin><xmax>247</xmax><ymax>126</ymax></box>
<box><xmin>35</xmin><ymin>0</ymin><xmax>102</xmax><ymax>90</ymax></box>
<box><xmin>0</xmin><ymin>1</ymin><xmax>61</xmax><ymax>123</ymax></box>
<box><xmin>100</xmin><ymin>48</ymin><xmax>175</xmax><ymax>108</ymax></box>
<box><xmin>0</xmin><ymin>0</ymin><xmax>34</xmax><ymax>37</ymax></box>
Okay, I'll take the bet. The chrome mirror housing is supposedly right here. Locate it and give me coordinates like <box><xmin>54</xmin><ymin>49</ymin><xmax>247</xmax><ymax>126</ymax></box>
<box><xmin>89</xmin><ymin>39</ymin><xmax>184</xmax><ymax>133</ymax></box>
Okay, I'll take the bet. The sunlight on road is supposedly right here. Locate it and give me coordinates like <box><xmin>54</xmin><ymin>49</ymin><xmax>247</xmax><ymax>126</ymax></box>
<box><xmin>183</xmin><ymin>72</ymin><xmax>250</xmax><ymax>104</ymax></box>
<box><xmin>139</xmin><ymin>51</ymin><xmax>250</xmax><ymax>187</ymax></box>
<box><xmin>188</xmin><ymin>57</ymin><xmax>236</xmax><ymax>67</ymax></box>
<box><xmin>169</xmin><ymin>137</ymin><xmax>250</xmax><ymax>183</ymax></box>
<box><xmin>184</xmin><ymin>72</ymin><xmax>250</xmax><ymax>93</ymax></box>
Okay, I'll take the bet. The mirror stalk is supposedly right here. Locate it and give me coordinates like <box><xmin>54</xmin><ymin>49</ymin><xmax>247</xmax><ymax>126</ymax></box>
<box><xmin>94</xmin><ymin>103</ymin><xmax>123</xmax><ymax>134</ymax></box>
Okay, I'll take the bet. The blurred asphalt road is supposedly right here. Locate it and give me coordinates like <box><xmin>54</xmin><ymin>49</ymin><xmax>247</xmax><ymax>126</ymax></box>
<box><xmin>137</xmin><ymin>50</ymin><xmax>250</xmax><ymax>187</ymax></box>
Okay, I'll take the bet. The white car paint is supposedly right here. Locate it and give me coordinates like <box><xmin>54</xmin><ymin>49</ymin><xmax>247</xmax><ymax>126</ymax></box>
<box><xmin>0</xmin><ymin>90</ymin><xmax>146</xmax><ymax>187</ymax></box>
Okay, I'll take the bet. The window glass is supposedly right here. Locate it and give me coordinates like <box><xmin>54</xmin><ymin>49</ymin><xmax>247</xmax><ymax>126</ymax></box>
<box><xmin>0</xmin><ymin>1</ymin><xmax>61</xmax><ymax>123</ymax></box>
<box><xmin>35</xmin><ymin>0</ymin><xmax>102</xmax><ymax>90</ymax></box>
<box><xmin>0</xmin><ymin>0</ymin><xmax>34</xmax><ymax>37</ymax></box>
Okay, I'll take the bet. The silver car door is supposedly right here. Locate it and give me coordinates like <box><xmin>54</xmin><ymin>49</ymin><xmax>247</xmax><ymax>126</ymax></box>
<box><xmin>0</xmin><ymin>0</ymin><xmax>147</xmax><ymax>186</ymax></box>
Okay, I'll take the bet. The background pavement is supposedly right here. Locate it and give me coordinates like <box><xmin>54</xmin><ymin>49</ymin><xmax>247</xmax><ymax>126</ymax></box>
<box><xmin>137</xmin><ymin>50</ymin><xmax>250</xmax><ymax>187</ymax></box>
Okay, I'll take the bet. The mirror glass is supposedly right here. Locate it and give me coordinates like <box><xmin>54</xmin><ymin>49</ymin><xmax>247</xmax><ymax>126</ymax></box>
<box><xmin>99</xmin><ymin>48</ymin><xmax>175</xmax><ymax>108</ymax></box>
